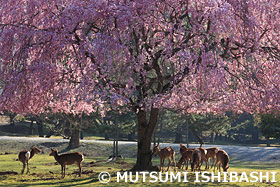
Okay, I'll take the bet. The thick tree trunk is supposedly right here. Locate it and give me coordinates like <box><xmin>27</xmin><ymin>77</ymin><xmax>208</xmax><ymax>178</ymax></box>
<box><xmin>69</xmin><ymin>126</ymin><xmax>80</xmax><ymax>149</ymax></box>
<box><xmin>130</xmin><ymin>108</ymin><xmax>160</xmax><ymax>171</ymax></box>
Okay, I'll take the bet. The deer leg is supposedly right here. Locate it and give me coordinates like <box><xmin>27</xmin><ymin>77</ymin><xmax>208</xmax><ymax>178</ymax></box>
<box><xmin>218</xmin><ymin>163</ymin><xmax>221</xmax><ymax>172</ymax></box>
<box><xmin>213</xmin><ymin>160</ymin><xmax>218</xmax><ymax>173</ymax></box>
<box><xmin>61</xmin><ymin>165</ymin><xmax>64</xmax><ymax>178</ymax></box>
<box><xmin>198</xmin><ymin>161</ymin><xmax>202</xmax><ymax>171</ymax></box>
<box><xmin>161</xmin><ymin>159</ymin><xmax>164</xmax><ymax>172</ymax></box>
<box><xmin>26</xmin><ymin>161</ymin><xmax>30</xmax><ymax>174</ymax></box>
<box><xmin>185</xmin><ymin>160</ymin><xmax>189</xmax><ymax>170</ymax></box>
<box><xmin>172</xmin><ymin>156</ymin><xmax>176</xmax><ymax>172</ymax></box>
<box><xmin>166</xmin><ymin>158</ymin><xmax>171</xmax><ymax>172</ymax></box>
<box><xmin>211</xmin><ymin>157</ymin><xmax>215</xmax><ymax>169</ymax></box>
<box><xmin>21</xmin><ymin>163</ymin><xmax>26</xmax><ymax>174</ymax></box>
<box><xmin>76</xmin><ymin>162</ymin><xmax>82</xmax><ymax>177</ymax></box>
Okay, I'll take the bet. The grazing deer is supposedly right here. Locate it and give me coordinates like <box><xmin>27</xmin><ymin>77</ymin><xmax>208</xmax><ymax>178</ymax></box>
<box><xmin>205</xmin><ymin>147</ymin><xmax>219</xmax><ymax>170</ymax></box>
<box><xmin>176</xmin><ymin>150</ymin><xmax>193</xmax><ymax>170</ymax></box>
<box><xmin>152</xmin><ymin>144</ymin><xmax>176</xmax><ymax>172</ymax></box>
<box><xmin>213</xmin><ymin>149</ymin><xmax>230</xmax><ymax>172</ymax></box>
<box><xmin>17</xmin><ymin>147</ymin><xmax>41</xmax><ymax>174</ymax></box>
<box><xmin>49</xmin><ymin>148</ymin><xmax>84</xmax><ymax>178</ymax></box>
<box><xmin>198</xmin><ymin>147</ymin><xmax>208</xmax><ymax>168</ymax></box>
<box><xmin>191</xmin><ymin>149</ymin><xmax>202</xmax><ymax>172</ymax></box>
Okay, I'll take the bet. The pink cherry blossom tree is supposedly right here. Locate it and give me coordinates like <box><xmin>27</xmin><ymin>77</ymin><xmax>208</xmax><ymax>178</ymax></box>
<box><xmin>0</xmin><ymin>0</ymin><xmax>279</xmax><ymax>170</ymax></box>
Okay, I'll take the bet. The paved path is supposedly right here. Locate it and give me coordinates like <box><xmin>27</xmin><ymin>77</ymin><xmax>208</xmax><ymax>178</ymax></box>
<box><xmin>0</xmin><ymin>136</ymin><xmax>280</xmax><ymax>162</ymax></box>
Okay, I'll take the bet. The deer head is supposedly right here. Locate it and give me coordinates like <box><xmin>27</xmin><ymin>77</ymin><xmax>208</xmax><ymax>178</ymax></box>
<box><xmin>49</xmin><ymin>148</ymin><xmax>58</xmax><ymax>156</ymax></box>
<box><xmin>31</xmin><ymin>147</ymin><xmax>41</xmax><ymax>154</ymax></box>
<box><xmin>152</xmin><ymin>144</ymin><xmax>160</xmax><ymax>155</ymax></box>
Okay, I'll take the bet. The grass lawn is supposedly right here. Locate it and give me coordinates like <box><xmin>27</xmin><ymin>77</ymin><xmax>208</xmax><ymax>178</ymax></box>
<box><xmin>0</xmin><ymin>153</ymin><xmax>279</xmax><ymax>187</ymax></box>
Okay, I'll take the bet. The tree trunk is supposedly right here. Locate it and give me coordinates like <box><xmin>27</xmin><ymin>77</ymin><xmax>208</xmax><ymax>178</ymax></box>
<box><xmin>157</xmin><ymin>112</ymin><xmax>163</xmax><ymax>145</ymax></box>
<box><xmin>130</xmin><ymin>108</ymin><xmax>160</xmax><ymax>171</ymax></box>
<box><xmin>186</xmin><ymin>116</ymin><xmax>189</xmax><ymax>148</ymax></box>
<box><xmin>69</xmin><ymin>126</ymin><xmax>80</xmax><ymax>149</ymax></box>
<box><xmin>29</xmin><ymin>120</ymin><xmax>34</xmax><ymax>135</ymax></box>
<box><xmin>252</xmin><ymin>126</ymin><xmax>259</xmax><ymax>142</ymax></box>
<box><xmin>105</xmin><ymin>133</ymin><xmax>109</xmax><ymax>140</ymax></box>
<box><xmin>9</xmin><ymin>113</ymin><xmax>16</xmax><ymax>126</ymax></box>
<box><xmin>174</xmin><ymin>132</ymin><xmax>182</xmax><ymax>143</ymax></box>
<box><xmin>190</xmin><ymin>127</ymin><xmax>204</xmax><ymax>147</ymax></box>
<box><xmin>266</xmin><ymin>138</ymin><xmax>270</xmax><ymax>147</ymax></box>
<box><xmin>35</xmin><ymin>118</ymin><xmax>44</xmax><ymax>137</ymax></box>
<box><xmin>210</xmin><ymin>132</ymin><xmax>214</xmax><ymax>144</ymax></box>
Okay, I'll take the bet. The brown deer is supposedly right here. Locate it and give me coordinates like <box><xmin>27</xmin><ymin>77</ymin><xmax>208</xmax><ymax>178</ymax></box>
<box><xmin>179</xmin><ymin>143</ymin><xmax>208</xmax><ymax>170</ymax></box>
<box><xmin>179</xmin><ymin>143</ymin><xmax>188</xmax><ymax>155</ymax></box>
<box><xmin>213</xmin><ymin>149</ymin><xmax>230</xmax><ymax>172</ymax></box>
<box><xmin>49</xmin><ymin>148</ymin><xmax>84</xmax><ymax>178</ymax></box>
<box><xmin>17</xmin><ymin>147</ymin><xmax>41</xmax><ymax>174</ymax></box>
<box><xmin>152</xmin><ymin>144</ymin><xmax>176</xmax><ymax>172</ymax></box>
<box><xmin>198</xmin><ymin>147</ymin><xmax>208</xmax><ymax>169</ymax></box>
<box><xmin>205</xmin><ymin>147</ymin><xmax>219</xmax><ymax>170</ymax></box>
<box><xmin>176</xmin><ymin>149</ymin><xmax>193</xmax><ymax>170</ymax></box>
<box><xmin>191</xmin><ymin>149</ymin><xmax>202</xmax><ymax>172</ymax></box>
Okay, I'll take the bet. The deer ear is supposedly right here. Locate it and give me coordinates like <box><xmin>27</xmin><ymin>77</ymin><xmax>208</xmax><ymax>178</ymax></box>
<box><xmin>51</xmin><ymin>148</ymin><xmax>54</xmax><ymax>151</ymax></box>
<box><xmin>180</xmin><ymin>143</ymin><xmax>183</xmax><ymax>146</ymax></box>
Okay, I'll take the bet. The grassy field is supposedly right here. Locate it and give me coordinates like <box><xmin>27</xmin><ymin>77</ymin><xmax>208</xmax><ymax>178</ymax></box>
<box><xmin>0</xmin><ymin>154</ymin><xmax>279</xmax><ymax>187</ymax></box>
<box><xmin>0</xmin><ymin>138</ymin><xmax>279</xmax><ymax>187</ymax></box>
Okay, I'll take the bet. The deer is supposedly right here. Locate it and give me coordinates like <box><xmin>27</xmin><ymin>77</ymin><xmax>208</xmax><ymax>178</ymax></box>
<box><xmin>179</xmin><ymin>143</ymin><xmax>188</xmax><ymax>155</ymax></box>
<box><xmin>179</xmin><ymin>143</ymin><xmax>208</xmax><ymax>170</ymax></box>
<box><xmin>152</xmin><ymin>144</ymin><xmax>176</xmax><ymax>172</ymax></box>
<box><xmin>49</xmin><ymin>148</ymin><xmax>84</xmax><ymax>178</ymax></box>
<box><xmin>213</xmin><ymin>149</ymin><xmax>230</xmax><ymax>172</ymax></box>
<box><xmin>191</xmin><ymin>149</ymin><xmax>202</xmax><ymax>172</ymax></box>
<box><xmin>205</xmin><ymin>147</ymin><xmax>219</xmax><ymax>170</ymax></box>
<box><xmin>176</xmin><ymin>149</ymin><xmax>194</xmax><ymax>170</ymax></box>
<box><xmin>16</xmin><ymin>147</ymin><xmax>41</xmax><ymax>174</ymax></box>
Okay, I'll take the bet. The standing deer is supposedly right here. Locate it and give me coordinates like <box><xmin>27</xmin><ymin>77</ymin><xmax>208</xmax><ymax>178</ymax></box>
<box><xmin>205</xmin><ymin>147</ymin><xmax>219</xmax><ymax>170</ymax></box>
<box><xmin>49</xmin><ymin>148</ymin><xmax>84</xmax><ymax>178</ymax></box>
<box><xmin>152</xmin><ymin>144</ymin><xmax>176</xmax><ymax>172</ymax></box>
<box><xmin>17</xmin><ymin>147</ymin><xmax>41</xmax><ymax>174</ymax></box>
<box><xmin>191</xmin><ymin>149</ymin><xmax>201</xmax><ymax>172</ymax></box>
<box><xmin>213</xmin><ymin>149</ymin><xmax>230</xmax><ymax>172</ymax></box>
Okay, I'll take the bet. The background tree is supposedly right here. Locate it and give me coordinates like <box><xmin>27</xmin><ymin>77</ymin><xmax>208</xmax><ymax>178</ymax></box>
<box><xmin>0</xmin><ymin>0</ymin><xmax>279</xmax><ymax>171</ymax></box>
<box><xmin>259</xmin><ymin>113</ymin><xmax>280</xmax><ymax>146</ymax></box>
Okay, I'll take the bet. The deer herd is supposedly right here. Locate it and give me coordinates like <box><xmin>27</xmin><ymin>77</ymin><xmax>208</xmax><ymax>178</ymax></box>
<box><xmin>152</xmin><ymin>143</ymin><xmax>230</xmax><ymax>173</ymax></box>
<box><xmin>16</xmin><ymin>143</ymin><xmax>229</xmax><ymax>178</ymax></box>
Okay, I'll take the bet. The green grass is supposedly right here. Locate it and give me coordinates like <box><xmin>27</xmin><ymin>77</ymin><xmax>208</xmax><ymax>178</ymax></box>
<box><xmin>0</xmin><ymin>153</ymin><xmax>279</xmax><ymax>187</ymax></box>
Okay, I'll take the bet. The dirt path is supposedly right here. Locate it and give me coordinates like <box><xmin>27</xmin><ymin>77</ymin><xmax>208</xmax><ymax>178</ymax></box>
<box><xmin>0</xmin><ymin>136</ymin><xmax>279</xmax><ymax>162</ymax></box>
